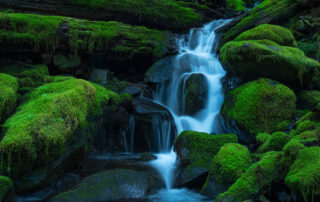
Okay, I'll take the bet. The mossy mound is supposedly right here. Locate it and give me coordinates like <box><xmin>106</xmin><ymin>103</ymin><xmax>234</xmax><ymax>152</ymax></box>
<box><xmin>220</xmin><ymin>39</ymin><xmax>320</xmax><ymax>89</ymax></box>
<box><xmin>297</xmin><ymin>90</ymin><xmax>320</xmax><ymax>110</ymax></box>
<box><xmin>0</xmin><ymin>176</ymin><xmax>13</xmax><ymax>202</ymax></box>
<box><xmin>285</xmin><ymin>147</ymin><xmax>320</xmax><ymax>200</ymax></box>
<box><xmin>283</xmin><ymin>139</ymin><xmax>305</xmax><ymax>159</ymax></box>
<box><xmin>234</xmin><ymin>24</ymin><xmax>297</xmax><ymax>46</ymax></box>
<box><xmin>221</xmin><ymin>0</ymin><xmax>305</xmax><ymax>44</ymax></box>
<box><xmin>225</xmin><ymin>0</ymin><xmax>247</xmax><ymax>11</ymax></box>
<box><xmin>256</xmin><ymin>132</ymin><xmax>289</xmax><ymax>153</ymax></box>
<box><xmin>184</xmin><ymin>73</ymin><xmax>208</xmax><ymax>115</ymax></box>
<box><xmin>174</xmin><ymin>131</ymin><xmax>238</xmax><ymax>166</ymax></box>
<box><xmin>256</xmin><ymin>133</ymin><xmax>271</xmax><ymax>145</ymax></box>
<box><xmin>221</xmin><ymin>78</ymin><xmax>296</xmax><ymax>134</ymax></box>
<box><xmin>0</xmin><ymin>73</ymin><xmax>19</xmax><ymax>123</ymax></box>
<box><xmin>216</xmin><ymin>151</ymin><xmax>284</xmax><ymax>202</ymax></box>
<box><xmin>203</xmin><ymin>143</ymin><xmax>252</xmax><ymax>187</ymax></box>
<box><xmin>0</xmin><ymin>79</ymin><xmax>119</xmax><ymax>178</ymax></box>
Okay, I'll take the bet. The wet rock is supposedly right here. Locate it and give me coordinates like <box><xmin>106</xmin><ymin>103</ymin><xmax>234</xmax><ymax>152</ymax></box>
<box><xmin>50</xmin><ymin>169</ymin><xmax>163</xmax><ymax>202</ymax></box>
<box><xmin>145</xmin><ymin>56</ymin><xmax>176</xmax><ymax>85</ymax></box>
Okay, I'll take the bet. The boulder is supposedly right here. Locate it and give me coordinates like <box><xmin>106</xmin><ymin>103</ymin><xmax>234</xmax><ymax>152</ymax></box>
<box><xmin>50</xmin><ymin>168</ymin><xmax>163</xmax><ymax>202</ymax></box>
<box><xmin>184</xmin><ymin>73</ymin><xmax>208</xmax><ymax>115</ymax></box>
<box><xmin>220</xmin><ymin>39</ymin><xmax>320</xmax><ymax>89</ymax></box>
<box><xmin>0</xmin><ymin>73</ymin><xmax>19</xmax><ymax>123</ymax></box>
<box><xmin>221</xmin><ymin>78</ymin><xmax>296</xmax><ymax>136</ymax></box>
<box><xmin>201</xmin><ymin>143</ymin><xmax>252</xmax><ymax>199</ymax></box>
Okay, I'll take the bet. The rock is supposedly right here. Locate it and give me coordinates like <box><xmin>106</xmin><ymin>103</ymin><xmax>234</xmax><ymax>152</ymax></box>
<box><xmin>0</xmin><ymin>73</ymin><xmax>19</xmax><ymax>123</ymax></box>
<box><xmin>53</xmin><ymin>54</ymin><xmax>81</xmax><ymax>73</ymax></box>
<box><xmin>0</xmin><ymin>79</ymin><xmax>120</xmax><ymax>191</ymax></box>
<box><xmin>297</xmin><ymin>90</ymin><xmax>320</xmax><ymax>110</ymax></box>
<box><xmin>89</xmin><ymin>69</ymin><xmax>109</xmax><ymax>85</ymax></box>
<box><xmin>221</xmin><ymin>78</ymin><xmax>296</xmax><ymax>136</ymax></box>
<box><xmin>139</xmin><ymin>152</ymin><xmax>157</xmax><ymax>161</ymax></box>
<box><xmin>201</xmin><ymin>143</ymin><xmax>252</xmax><ymax>199</ymax></box>
<box><xmin>216</xmin><ymin>151</ymin><xmax>285</xmax><ymax>202</ymax></box>
<box><xmin>0</xmin><ymin>176</ymin><xmax>14</xmax><ymax>202</ymax></box>
<box><xmin>283</xmin><ymin>139</ymin><xmax>305</xmax><ymax>158</ymax></box>
<box><xmin>133</xmin><ymin>97</ymin><xmax>177</xmax><ymax>152</ymax></box>
<box><xmin>50</xmin><ymin>168</ymin><xmax>163</xmax><ymax>202</ymax></box>
<box><xmin>220</xmin><ymin>39</ymin><xmax>320</xmax><ymax>89</ymax></box>
<box><xmin>256</xmin><ymin>132</ymin><xmax>289</xmax><ymax>153</ymax></box>
<box><xmin>120</xmin><ymin>85</ymin><xmax>143</xmax><ymax>97</ymax></box>
<box><xmin>174</xmin><ymin>131</ymin><xmax>238</xmax><ymax>167</ymax></box>
<box><xmin>285</xmin><ymin>147</ymin><xmax>320</xmax><ymax>200</ymax></box>
<box><xmin>184</xmin><ymin>73</ymin><xmax>208</xmax><ymax>115</ymax></box>
<box><xmin>144</xmin><ymin>56</ymin><xmax>176</xmax><ymax>85</ymax></box>
<box><xmin>220</xmin><ymin>0</ymin><xmax>306</xmax><ymax>45</ymax></box>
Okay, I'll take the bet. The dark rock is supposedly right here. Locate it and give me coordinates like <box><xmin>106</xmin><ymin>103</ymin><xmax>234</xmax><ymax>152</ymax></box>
<box><xmin>144</xmin><ymin>56</ymin><xmax>176</xmax><ymax>85</ymax></box>
<box><xmin>50</xmin><ymin>168</ymin><xmax>163</xmax><ymax>202</ymax></box>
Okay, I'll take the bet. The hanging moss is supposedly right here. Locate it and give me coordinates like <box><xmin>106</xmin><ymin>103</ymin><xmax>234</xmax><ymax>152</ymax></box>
<box><xmin>221</xmin><ymin>78</ymin><xmax>296</xmax><ymax>134</ymax></box>
<box><xmin>0</xmin><ymin>73</ymin><xmax>19</xmax><ymax>123</ymax></box>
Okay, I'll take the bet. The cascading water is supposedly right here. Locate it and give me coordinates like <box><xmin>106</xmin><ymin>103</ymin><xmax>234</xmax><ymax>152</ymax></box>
<box><xmin>150</xmin><ymin>19</ymin><xmax>231</xmax><ymax>200</ymax></box>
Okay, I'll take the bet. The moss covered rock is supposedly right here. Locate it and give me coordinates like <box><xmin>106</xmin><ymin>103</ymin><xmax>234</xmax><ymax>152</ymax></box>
<box><xmin>297</xmin><ymin>90</ymin><xmax>320</xmax><ymax>110</ymax></box>
<box><xmin>285</xmin><ymin>147</ymin><xmax>320</xmax><ymax>200</ymax></box>
<box><xmin>234</xmin><ymin>24</ymin><xmax>296</xmax><ymax>46</ymax></box>
<box><xmin>256</xmin><ymin>132</ymin><xmax>289</xmax><ymax>153</ymax></box>
<box><xmin>0</xmin><ymin>176</ymin><xmax>13</xmax><ymax>202</ymax></box>
<box><xmin>256</xmin><ymin>133</ymin><xmax>271</xmax><ymax>145</ymax></box>
<box><xmin>216</xmin><ymin>151</ymin><xmax>284</xmax><ymax>202</ymax></box>
<box><xmin>221</xmin><ymin>78</ymin><xmax>296</xmax><ymax>135</ymax></box>
<box><xmin>201</xmin><ymin>143</ymin><xmax>252</xmax><ymax>198</ymax></box>
<box><xmin>174</xmin><ymin>131</ymin><xmax>238</xmax><ymax>167</ymax></box>
<box><xmin>0</xmin><ymin>73</ymin><xmax>19</xmax><ymax>123</ymax></box>
<box><xmin>283</xmin><ymin>139</ymin><xmax>305</xmax><ymax>158</ymax></box>
<box><xmin>0</xmin><ymin>79</ymin><xmax>119</xmax><ymax>181</ymax></box>
<box><xmin>220</xmin><ymin>39</ymin><xmax>320</xmax><ymax>89</ymax></box>
<box><xmin>184</xmin><ymin>73</ymin><xmax>208</xmax><ymax>115</ymax></box>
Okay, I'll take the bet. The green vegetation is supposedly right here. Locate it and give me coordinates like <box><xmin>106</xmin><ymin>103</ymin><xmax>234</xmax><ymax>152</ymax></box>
<box><xmin>256</xmin><ymin>133</ymin><xmax>271</xmax><ymax>145</ymax></box>
<box><xmin>0</xmin><ymin>73</ymin><xmax>19</xmax><ymax>123</ymax></box>
<box><xmin>285</xmin><ymin>147</ymin><xmax>320</xmax><ymax>201</ymax></box>
<box><xmin>0</xmin><ymin>176</ymin><xmax>13</xmax><ymax>202</ymax></box>
<box><xmin>204</xmin><ymin>143</ymin><xmax>251</xmax><ymax>187</ymax></box>
<box><xmin>216</xmin><ymin>151</ymin><xmax>284</xmax><ymax>202</ymax></box>
<box><xmin>221</xmin><ymin>78</ymin><xmax>296</xmax><ymax>134</ymax></box>
<box><xmin>257</xmin><ymin>132</ymin><xmax>289</xmax><ymax>153</ymax></box>
<box><xmin>174</xmin><ymin>131</ymin><xmax>238</xmax><ymax>164</ymax></box>
<box><xmin>220</xmin><ymin>39</ymin><xmax>320</xmax><ymax>89</ymax></box>
<box><xmin>283</xmin><ymin>139</ymin><xmax>305</xmax><ymax>159</ymax></box>
<box><xmin>0</xmin><ymin>79</ymin><xmax>120</xmax><ymax>178</ymax></box>
<box><xmin>235</xmin><ymin>24</ymin><xmax>296</xmax><ymax>46</ymax></box>
<box><xmin>297</xmin><ymin>90</ymin><xmax>320</xmax><ymax>110</ymax></box>
<box><xmin>226</xmin><ymin>0</ymin><xmax>246</xmax><ymax>11</ymax></box>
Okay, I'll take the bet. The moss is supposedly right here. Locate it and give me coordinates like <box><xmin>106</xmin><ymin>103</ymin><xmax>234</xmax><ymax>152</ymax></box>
<box><xmin>257</xmin><ymin>132</ymin><xmax>289</xmax><ymax>153</ymax></box>
<box><xmin>226</xmin><ymin>0</ymin><xmax>246</xmax><ymax>11</ymax></box>
<box><xmin>0</xmin><ymin>176</ymin><xmax>13</xmax><ymax>202</ymax></box>
<box><xmin>235</xmin><ymin>24</ymin><xmax>297</xmax><ymax>46</ymax></box>
<box><xmin>292</xmin><ymin>130</ymin><xmax>319</xmax><ymax>145</ymax></box>
<box><xmin>43</xmin><ymin>75</ymin><xmax>75</xmax><ymax>83</ymax></box>
<box><xmin>276</xmin><ymin>120</ymin><xmax>291</xmax><ymax>131</ymax></box>
<box><xmin>204</xmin><ymin>143</ymin><xmax>252</xmax><ymax>187</ymax></box>
<box><xmin>0</xmin><ymin>12</ymin><xmax>63</xmax><ymax>53</ymax></box>
<box><xmin>221</xmin><ymin>78</ymin><xmax>296</xmax><ymax>134</ymax></box>
<box><xmin>0</xmin><ymin>73</ymin><xmax>19</xmax><ymax>123</ymax></box>
<box><xmin>256</xmin><ymin>133</ymin><xmax>271</xmax><ymax>145</ymax></box>
<box><xmin>220</xmin><ymin>39</ymin><xmax>320</xmax><ymax>89</ymax></box>
<box><xmin>290</xmin><ymin>120</ymin><xmax>320</xmax><ymax>137</ymax></box>
<box><xmin>285</xmin><ymin>146</ymin><xmax>320</xmax><ymax>201</ymax></box>
<box><xmin>0</xmin><ymin>79</ymin><xmax>119</xmax><ymax>178</ymax></box>
<box><xmin>283</xmin><ymin>139</ymin><xmax>305</xmax><ymax>159</ymax></box>
<box><xmin>297</xmin><ymin>90</ymin><xmax>320</xmax><ymax>110</ymax></box>
<box><xmin>60</xmin><ymin>0</ymin><xmax>203</xmax><ymax>30</ymax></box>
<box><xmin>174</xmin><ymin>131</ymin><xmax>238</xmax><ymax>165</ymax></box>
<box><xmin>216</xmin><ymin>151</ymin><xmax>284</xmax><ymax>202</ymax></box>
<box><xmin>53</xmin><ymin>54</ymin><xmax>81</xmax><ymax>73</ymax></box>
<box><xmin>221</xmin><ymin>0</ymin><xmax>305</xmax><ymax>44</ymax></box>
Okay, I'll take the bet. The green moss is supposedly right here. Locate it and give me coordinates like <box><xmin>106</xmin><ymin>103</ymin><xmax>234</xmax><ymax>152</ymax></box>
<box><xmin>257</xmin><ymin>132</ymin><xmax>289</xmax><ymax>153</ymax></box>
<box><xmin>283</xmin><ymin>139</ymin><xmax>305</xmax><ymax>159</ymax></box>
<box><xmin>216</xmin><ymin>151</ymin><xmax>284</xmax><ymax>202</ymax></box>
<box><xmin>0</xmin><ymin>73</ymin><xmax>19</xmax><ymax>123</ymax></box>
<box><xmin>61</xmin><ymin>0</ymin><xmax>203</xmax><ymax>30</ymax></box>
<box><xmin>221</xmin><ymin>78</ymin><xmax>296</xmax><ymax>134</ymax></box>
<box><xmin>0</xmin><ymin>176</ymin><xmax>13</xmax><ymax>202</ymax></box>
<box><xmin>221</xmin><ymin>0</ymin><xmax>304</xmax><ymax>44</ymax></box>
<box><xmin>220</xmin><ymin>39</ymin><xmax>320</xmax><ymax>88</ymax></box>
<box><xmin>174</xmin><ymin>131</ymin><xmax>238</xmax><ymax>164</ymax></box>
<box><xmin>204</xmin><ymin>143</ymin><xmax>252</xmax><ymax>187</ymax></box>
<box><xmin>226</xmin><ymin>0</ymin><xmax>246</xmax><ymax>11</ymax></box>
<box><xmin>256</xmin><ymin>133</ymin><xmax>271</xmax><ymax>145</ymax></box>
<box><xmin>235</xmin><ymin>24</ymin><xmax>296</xmax><ymax>46</ymax></box>
<box><xmin>0</xmin><ymin>12</ymin><xmax>63</xmax><ymax>53</ymax></box>
<box><xmin>43</xmin><ymin>75</ymin><xmax>75</xmax><ymax>83</ymax></box>
<box><xmin>297</xmin><ymin>90</ymin><xmax>320</xmax><ymax>110</ymax></box>
<box><xmin>290</xmin><ymin>120</ymin><xmax>320</xmax><ymax>137</ymax></box>
<box><xmin>53</xmin><ymin>54</ymin><xmax>81</xmax><ymax>73</ymax></box>
<box><xmin>285</xmin><ymin>146</ymin><xmax>320</xmax><ymax>201</ymax></box>
<box><xmin>0</xmin><ymin>79</ymin><xmax>118</xmax><ymax>178</ymax></box>
<box><xmin>292</xmin><ymin>130</ymin><xmax>319</xmax><ymax>145</ymax></box>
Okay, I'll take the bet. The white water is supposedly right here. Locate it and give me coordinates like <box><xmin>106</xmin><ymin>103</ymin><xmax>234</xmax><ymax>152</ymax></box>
<box><xmin>150</xmin><ymin>20</ymin><xmax>231</xmax><ymax>197</ymax></box>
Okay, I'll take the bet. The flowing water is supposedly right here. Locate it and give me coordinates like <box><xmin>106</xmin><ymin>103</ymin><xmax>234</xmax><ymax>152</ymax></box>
<box><xmin>149</xmin><ymin>19</ymin><xmax>231</xmax><ymax>200</ymax></box>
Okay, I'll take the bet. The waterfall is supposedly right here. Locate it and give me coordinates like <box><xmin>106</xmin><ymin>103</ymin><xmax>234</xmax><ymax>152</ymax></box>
<box><xmin>150</xmin><ymin>19</ymin><xmax>231</xmax><ymax>191</ymax></box>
